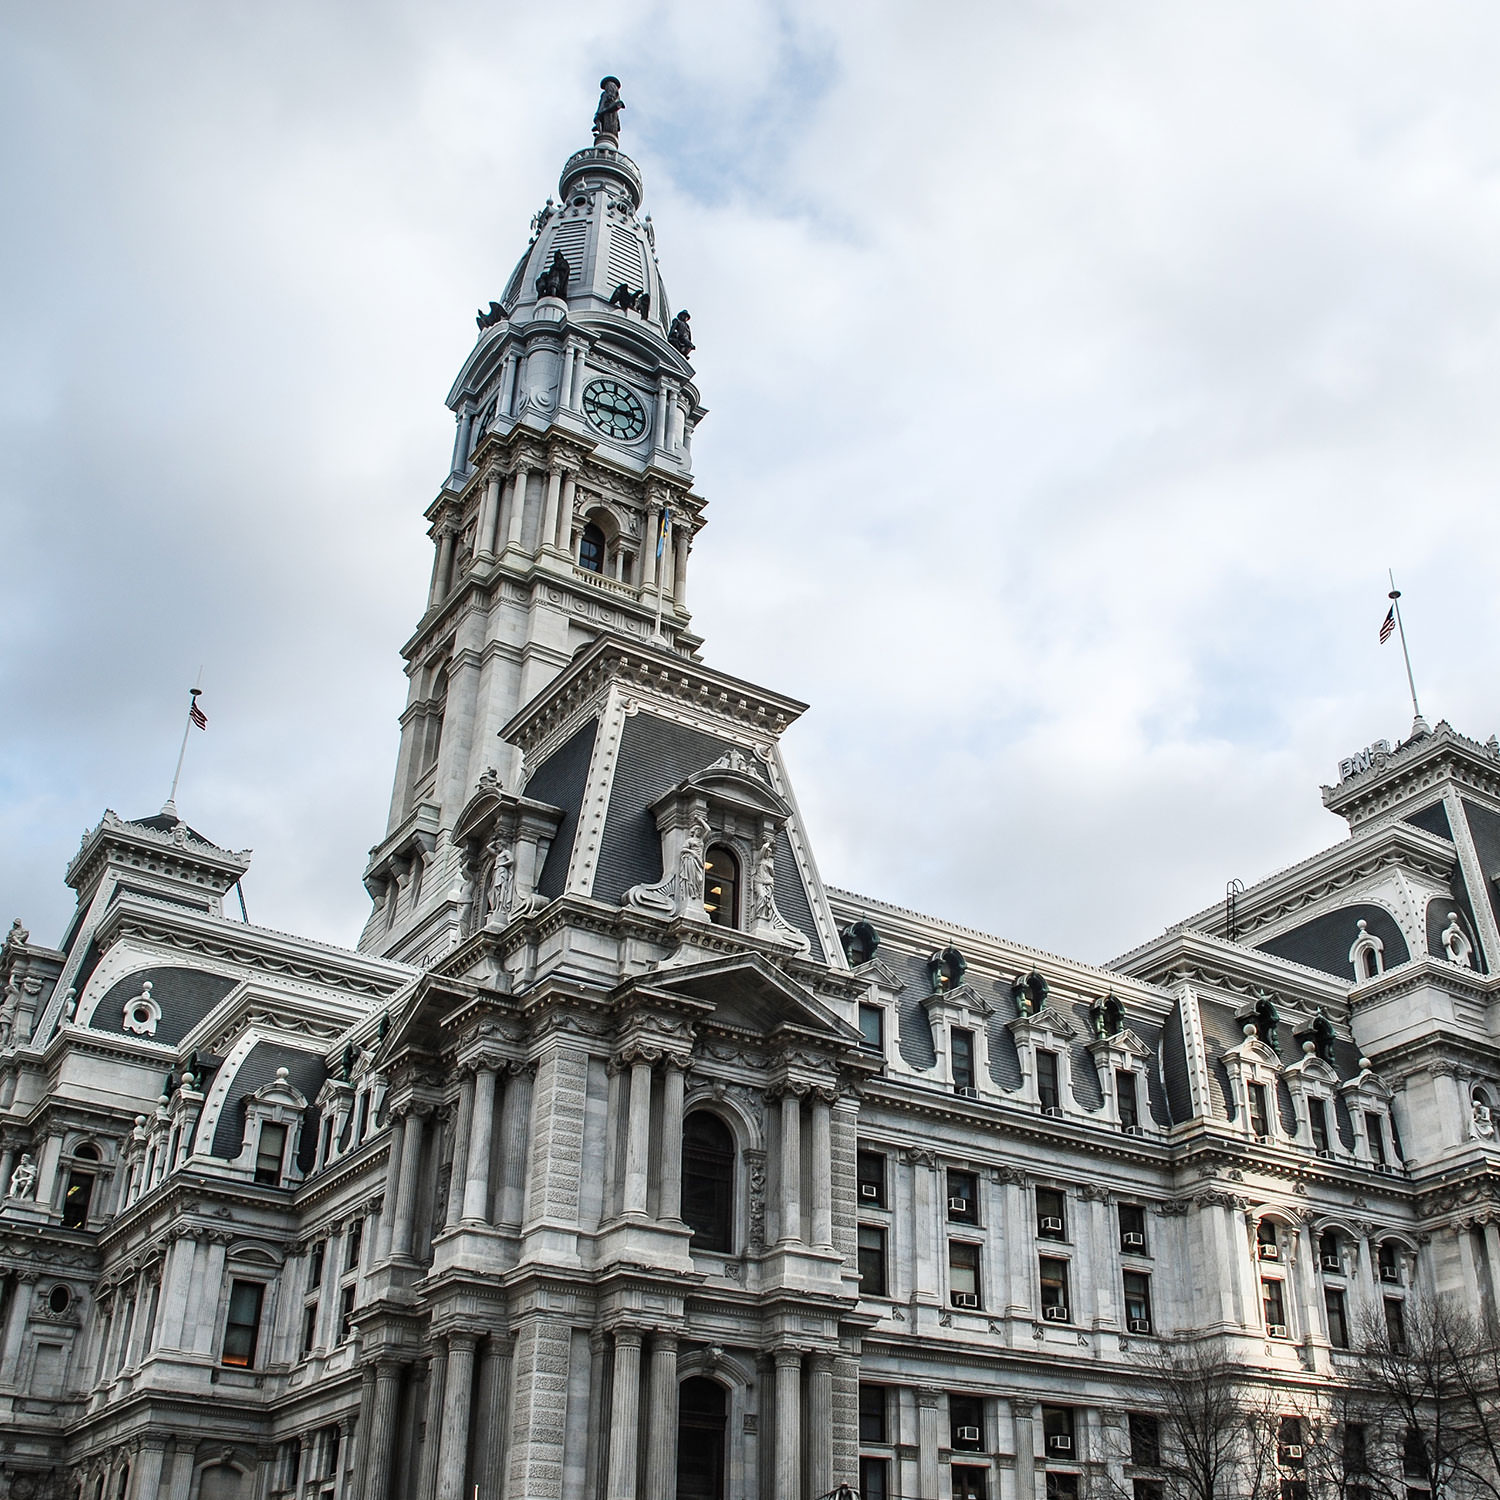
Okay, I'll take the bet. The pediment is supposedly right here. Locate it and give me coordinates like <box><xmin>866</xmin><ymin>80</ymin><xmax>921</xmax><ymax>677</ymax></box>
<box><xmin>853</xmin><ymin>957</ymin><xmax>906</xmax><ymax>993</ymax></box>
<box><xmin>923</xmin><ymin>983</ymin><xmax>993</xmax><ymax>1017</ymax></box>
<box><xmin>652</xmin><ymin>759</ymin><xmax>792</xmax><ymax>822</ymax></box>
<box><xmin>1086</xmin><ymin>1026</ymin><xmax>1153</xmax><ymax>1060</ymax></box>
<box><xmin>1010</xmin><ymin>1003</ymin><xmax>1078</xmax><ymax>1040</ymax></box>
<box><xmin>380</xmin><ymin>973</ymin><xmax>481</xmax><ymax>1061</ymax></box>
<box><xmin>647</xmin><ymin>953</ymin><xmax>858</xmax><ymax>1044</ymax></box>
<box><xmin>1285</xmin><ymin>1053</ymin><xmax>1340</xmax><ymax>1085</ymax></box>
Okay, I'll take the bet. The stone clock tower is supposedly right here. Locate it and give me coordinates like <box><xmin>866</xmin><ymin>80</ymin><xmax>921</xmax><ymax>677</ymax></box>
<box><xmin>360</xmin><ymin>84</ymin><xmax>706</xmax><ymax>963</ymax></box>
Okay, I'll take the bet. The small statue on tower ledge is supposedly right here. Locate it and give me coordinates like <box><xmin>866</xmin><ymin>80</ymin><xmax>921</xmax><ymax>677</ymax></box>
<box><xmin>593</xmin><ymin>76</ymin><xmax>624</xmax><ymax>143</ymax></box>
<box><xmin>669</xmin><ymin>309</ymin><xmax>694</xmax><ymax>356</ymax></box>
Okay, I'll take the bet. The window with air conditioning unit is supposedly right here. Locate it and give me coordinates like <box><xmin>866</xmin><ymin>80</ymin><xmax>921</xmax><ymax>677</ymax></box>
<box><xmin>1321</xmin><ymin>1253</ymin><xmax>1341</xmax><ymax>1270</ymax></box>
<box><xmin>1043</xmin><ymin>1304</ymin><xmax>1069</xmax><ymax>1321</ymax></box>
<box><xmin>950</xmin><ymin>1395</ymin><xmax>984</xmax><ymax>1452</ymax></box>
<box><xmin>1257</xmin><ymin>1221</ymin><xmax>1280</xmax><ymax>1260</ymax></box>
<box><xmin>1127</xmin><ymin>1318</ymin><xmax>1151</xmax><ymax>1333</ymax></box>
<box><xmin>1118</xmin><ymin>1203</ymin><xmax>1148</xmax><ymax>1254</ymax></box>
<box><xmin>957</xmin><ymin>1426</ymin><xmax>981</xmax><ymax>1444</ymax></box>
<box><xmin>1048</xmin><ymin>1436</ymin><xmax>1073</xmax><ymax>1454</ymax></box>
<box><xmin>947</xmin><ymin>1170</ymin><xmax>979</xmax><ymax>1224</ymax></box>
<box><xmin>953</xmin><ymin>1291</ymin><xmax>979</xmax><ymax>1308</ymax></box>
<box><xmin>1123</xmin><ymin>1270</ymin><xmax>1152</xmax><ymax>1334</ymax></box>
<box><xmin>955</xmin><ymin>1085</ymin><xmax>980</xmax><ymax>1099</ymax></box>
<box><xmin>1266</xmin><ymin>1323</ymin><xmax>1288</xmax><ymax>1338</ymax></box>
<box><xmin>1041</xmin><ymin>1216</ymin><xmax>1064</xmax><ymax>1233</ymax></box>
<box><xmin>1037</xmin><ymin>1049</ymin><xmax>1062</xmax><ymax>1113</ymax></box>
<box><xmin>856</xmin><ymin>1150</ymin><xmax>886</xmax><ymax>1210</ymax></box>
<box><xmin>1040</xmin><ymin>1255</ymin><xmax>1069</xmax><ymax>1322</ymax></box>
<box><xmin>1122</xmin><ymin>1231</ymin><xmax>1146</xmax><ymax>1249</ymax></box>
<box><xmin>949</xmin><ymin>1241</ymin><xmax>981</xmax><ymax>1310</ymax></box>
<box><xmin>1036</xmin><ymin>1187</ymin><xmax>1067</xmax><ymax>1240</ymax></box>
<box><xmin>1041</xmin><ymin>1405</ymin><xmax>1076</xmax><ymax>1461</ymax></box>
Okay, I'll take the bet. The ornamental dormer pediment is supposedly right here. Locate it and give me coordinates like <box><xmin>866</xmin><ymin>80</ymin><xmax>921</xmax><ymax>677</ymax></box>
<box><xmin>1284</xmin><ymin>1047</ymin><xmax>1340</xmax><ymax>1086</ymax></box>
<box><xmin>1223</xmin><ymin>1032</ymin><xmax>1280</xmax><ymax>1069</ymax></box>
<box><xmin>922</xmin><ymin>984</ymin><xmax>993</xmax><ymax>1018</ymax></box>
<box><xmin>854</xmin><ymin>957</ymin><xmax>906</xmax><ymax>994</ymax></box>
<box><xmin>1340</xmin><ymin>1061</ymin><xmax>1393</xmax><ymax>1104</ymax></box>
<box><xmin>1085</xmin><ymin>1026</ymin><xmax>1152</xmax><ymax>1063</ymax></box>
<box><xmin>651</xmin><ymin>754</ymin><xmax>791</xmax><ymax>824</ymax></box>
<box><xmin>1008</xmin><ymin>1004</ymin><xmax>1078</xmax><ymax>1042</ymax></box>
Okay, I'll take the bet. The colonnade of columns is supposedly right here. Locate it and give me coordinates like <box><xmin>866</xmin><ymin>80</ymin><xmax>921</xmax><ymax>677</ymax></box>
<box><xmin>443</xmin><ymin>1060</ymin><xmax>534</xmax><ymax>1233</ymax></box>
<box><xmin>615</xmin><ymin>1051</ymin><xmax>688</xmax><ymax>1221</ymax></box>
<box><xmin>774</xmin><ymin>1085</ymin><xmax>836</xmax><ymax>1251</ymax></box>
<box><xmin>604</xmin><ymin>1327</ymin><xmax>683</xmax><ymax>1500</ymax></box>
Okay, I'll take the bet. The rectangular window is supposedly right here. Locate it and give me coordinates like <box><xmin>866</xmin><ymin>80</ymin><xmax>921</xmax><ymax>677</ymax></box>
<box><xmin>947</xmin><ymin>1169</ymin><xmax>979</xmax><ymax>1224</ymax></box>
<box><xmin>1132</xmin><ymin>1482</ymin><xmax>1164</xmax><ymax>1500</ymax></box>
<box><xmin>1117</xmin><ymin>1070</ymin><xmax>1140</xmax><ymax>1129</ymax></box>
<box><xmin>1384</xmin><ymin>1297</ymin><xmax>1406</xmax><ymax>1349</ymax></box>
<box><xmin>857</xmin><ymin>1151</ymin><xmax>887</xmax><ymax>1208</ymax></box>
<box><xmin>356</xmin><ymin>1092</ymin><xmax>371</xmax><ymax>1141</ymax></box>
<box><xmin>302</xmin><ymin>1301</ymin><xmax>319</xmax><ymax>1354</ymax></box>
<box><xmin>1403</xmin><ymin>1430</ymin><xmax>1429</xmax><ymax>1480</ymax></box>
<box><xmin>1309</xmin><ymin>1097</ymin><xmax>1330</xmax><ymax>1153</ymax></box>
<box><xmin>1319</xmin><ymin>1230</ymin><xmax>1342</xmax><ymax>1272</ymax></box>
<box><xmin>1128</xmin><ymin>1414</ymin><xmax>1161</xmax><ymax>1468</ymax></box>
<box><xmin>858</xmin><ymin>1004</ymin><xmax>884</xmax><ymax>1051</ymax></box>
<box><xmin>859</xmin><ymin>1458</ymin><xmax>890</xmax><ymax>1500</ymax></box>
<box><xmin>221</xmin><ymin>1280</ymin><xmax>264</xmax><ymax>1368</ymax></box>
<box><xmin>1040</xmin><ymin>1257</ymin><xmax>1070</xmax><ymax>1320</ymax></box>
<box><xmin>950</xmin><ymin>1393</ymin><xmax>984</xmax><ymax>1450</ymax></box>
<box><xmin>322</xmin><ymin>1425</ymin><xmax>341</xmax><ymax>1479</ymax></box>
<box><xmin>346</xmin><ymin>1219</ymin><xmax>364</xmax><ymax>1272</ymax></box>
<box><xmin>858</xmin><ymin>1225</ymin><xmax>888</xmax><ymax>1298</ymax></box>
<box><xmin>1378</xmin><ymin>1241</ymin><xmax>1400</xmax><ymax>1283</ymax></box>
<box><xmin>254</xmin><ymin>1122</ymin><xmax>288</xmax><ymax>1185</ymax></box>
<box><xmin>1325</xmin><ymin>1287</ymin><xmax>1348</xmax><ymax>1348</ymax></box>
<box><xmin>1118</xmin><ymin>1203</ymin><xmax>1148</xmax><ymax>1254</ymax></box>
<box><xmin>338</xmin><ymin>1285</ymin><xmax>356</xmax><ymax>1343</ymax></box>
<box><xmin>949</xmin><ymin>1242</ymin><xmax>981</xmax><ymax>1308</ymax></box>
<box><xmin>954</xmin><ymin>1467</ymin><xmax>989</xmax><ymax>1500</ymax></box>
<box><xmin>1344</xmin><ymin>1424</ymin><xmax>1368</xmax><ymax>1475</ymax></box>
<box><xmin>1123</xmin><ymin>1271</ymin><xmax>1152</xmax><ymax>1332</ymax></box>
<box><xmin>1037</xmin><ymin>1050</ymin><xmax>1061</xmax><ymax>1111</ymax></box>
<box><xmin>1248</xmin><ymin>1082</ymin><xmax>1270</xmax><ymax>1137</ymax></box>
<box><xmin>1042</xmin><ymin>1405</ymin><xmax>1076</xmax><ymax>1458</ymax></box>
<box><xmin>1262</xmin><ymin>1278</ymin><xmax>1286</xmax><ymax>1332</ymax></box>
<box><xmin>952</xmin><ymin>1029</ymin><xmax>976</xmax><ymax>1091</ymax></box>
<box><xmin>1046</xmin><ymin>1476</ymin><xmax>1080</xmax><ymax>1500</ymax></box>
<box><xmin>1257</xmin><ymin>1220</ymin><xmax>1280</xmax><ymax>1259</ymax></box>
<box><xmin>858</xmin><ymin>1384</ymin><xmax>888</xmax><ymax>1444</ymax></box>
<box><xmin>308</xmin><ymin>1241</ymin><xmax>326</xmax><ymax>1288</ymax></box>
<box><xmin>1037</xmin><ymin>1187</ymin><xmax>1067</xmax><ymax>1239</ymax></box>
<box><xmin>1367</xmin><ymin>1113</ymin><xmax>1388</xmax><ymax>1165</ymax></box>
<box><xmin>62</xmin><ymin>1171</ymin><xmax>96</xmax><ymax>1229</ymax></box>
<box><xmin>1279</xmin><ymin>1416</ymin><xmax>1306</xmax><ymax>1467</ymax></box>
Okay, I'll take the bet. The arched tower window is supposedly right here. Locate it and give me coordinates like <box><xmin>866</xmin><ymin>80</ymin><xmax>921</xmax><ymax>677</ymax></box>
<box><xmin>704</xmin><ymin>845</ymin><xmax>739</xmax><ymax>928</ymax></box>
<box><xmin>579</xmin><ymin>521</ymin><xmax>606</xmax><ymax>574</ymax></box>
<box><xmin>681</xmin><ymin>1112</ymin><xmax>735</xmax><ymax>1253</ymax></box>
<box><xmin>676</xmin><ymin>1376</ymin><xmax>728</xmax><ymax>1500</ymax></box>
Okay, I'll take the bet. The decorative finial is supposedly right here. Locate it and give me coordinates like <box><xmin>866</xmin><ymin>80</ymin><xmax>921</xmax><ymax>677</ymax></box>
<box><xmin>593</xmin><ymin>76</ymin><xmax>624</xmax><ymax>144</ymax></box>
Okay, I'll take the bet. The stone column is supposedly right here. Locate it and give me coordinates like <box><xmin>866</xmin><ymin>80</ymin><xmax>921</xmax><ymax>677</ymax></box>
<box><xmin>351</xmin><ymin>1362</ymin><xmax>378</xmax><ymax>1487</ymax></box>
<box><xmin>1012</xmin><ymin>1398</ymin><xmax>1037</xmax><ymax>1500</ymax></box>
<box><xmin>130</xmin><ymin>1437</ymin><xmax>169</xmax><ymax>1498</ymax></box>
<box><xmin>672</xmin><ymin>531</ymin><xmax>689</xmax><ymax>608</ymax></box>
<box><xmin>375</xmin><ymin>1116</ymin><xmax>407</xmax><ymax>1263</ymax></box>
<box><xmin>586</xmin><ymin>1330</ymin><xmax>610</xmax><ymax>1500</ymax></box>
<box><xmin>641</xmin><ymin>502</ymin><xmax>660</xmax><ymax>592</ymax></box>
<box><xmin>428</xmin><ymin>530</ymin><xmax>455</xmax><ymax>608</ymax></box>
<box><xmin>462</xmin><ymin>1066</ymin><xmax>499</xmax><ymax>1225</ymax></box>
<box><xmin>644</xmin><ymin>1332</ymin><xmax>680</xmax><ymax>1500</ymax></box>
<box><xmin>808</xmin><ymin>1352</ymin><xmax>834</xmax><ymax>1496</ymax></box>
<box><xmin>445</xmin><ymin>1073</ymin><xmax>475</xmax><ymax>1229</ymax></box>
<box><xmin>499</xmin><ymin>353</ymin><xmax>517</xmax><ymax>415</ymax></box>
<box><xmin>474</xmin><ymin>1335</ymin><xmax>513</xmax><ymax>1500</ymax></box>
<box><xmin>541</xmin><ymin>467</ymin><xmax>563</xmax><ymax>555</ymax></box>
<box><xmin>774</xmin><ymin>1348</ymin><xmax>802</xmax><ymax>1500</ymax></box>
<box><xmin>506</xmin><ymin>468</ymin><xmax>529</xmax><ymax>550</ymax></box>
<box><xmin>917</xmin><ymin>1387</ymin><xmax>943</xmax><ymax>1500</ymax></box>
<box><xmin>1295</xmin><ymin>1221</ymin><xmax>1326</xmax><ymax>1347</ymax></box>
<box><xmin>436</xmin><ymin>1332</ymin><xmax>478</xmax><ymax>1500</ymax></box>
<box><xmin>477</xmin><ymin>473</ymin><xmax>502</xmax><ymax>559</ymax></box>
<box><xmin>390</xmin><ymin>1110</ymin><xmax>426</xmax><ymax>1261</ymax></box>
<box><xmin>779</xmin><ymin>1092</ymin><xmax>802</xmax><ymax>1244</ymax></box>
<box><xmin>810</xmin><ymin>1095</ymin><xmax>833</xmax><ymax>1251</ymax></box>
<box><xmin>659</xmin><ymin>1060</ymin><xmax>687</xmax><ymax>1224</ymax></box>
<box><xmin>607</xmin><ymin>1329</ymin><xmax>644</xmax><ymax>1500</ymax></box>
<box><xmin>622</xmin><ymin>1058</ymin><xmax>654</xmax><ymax>1216</ymax></box>
<box><xmin>416</xmin><ymin>1347</ymin><xmax>448</xmax><ymax>1500</ymax></box>
<box><xmin>556</xmin><ymin>469</ymin><xmax>577</xmax><ymax>551</ymax></box>
<box><xmin>364</xmin><ymin>1359</ymin><xmax>405</xmax><ymax>1500</ymax></box>
<box><xmin>499</xmin><ymin>1064</ymin><xmax>533</xmax><ymax>1228</ymax></box>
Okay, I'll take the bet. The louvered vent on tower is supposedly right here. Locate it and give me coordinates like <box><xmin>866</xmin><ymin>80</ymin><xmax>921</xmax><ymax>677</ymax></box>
<box><xmin>551</xmin><ymin>217</ymin><xmax>589</xmax><ymax>283</ymax></box>
<box><xmin>606</xmin><ymin>230</ymin><xmax>645</xmax><ymax>292</ymax></box>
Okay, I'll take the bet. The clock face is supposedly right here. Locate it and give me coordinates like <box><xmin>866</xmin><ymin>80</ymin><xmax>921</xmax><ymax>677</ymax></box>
<box><xmin>582</xmin><ymin>379</ymin><xmax>647</xmax><ymax>441</ymax></box>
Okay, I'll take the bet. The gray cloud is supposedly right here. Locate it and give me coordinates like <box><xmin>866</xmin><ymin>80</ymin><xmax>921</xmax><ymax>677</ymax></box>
<box><xmin>3</xmin><ymin>1</ymin><xmax>1497</xmax><ymax>963</ymax></box>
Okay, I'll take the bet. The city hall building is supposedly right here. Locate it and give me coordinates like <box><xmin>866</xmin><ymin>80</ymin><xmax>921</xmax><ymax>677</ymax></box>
<box><xmin>1</xmin><ymin>83</ymin><xmax>1498</xmax><ymax>1500</ymax></box>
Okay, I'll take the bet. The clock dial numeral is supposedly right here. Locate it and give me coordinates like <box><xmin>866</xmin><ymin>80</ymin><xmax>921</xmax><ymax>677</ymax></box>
<box><xmin>582</xmin><ymin>379</ymin><xmax>647</xmax><ymax>441</ymax></box>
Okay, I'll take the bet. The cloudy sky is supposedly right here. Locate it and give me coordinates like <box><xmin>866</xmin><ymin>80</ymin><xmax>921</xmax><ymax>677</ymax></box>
<box><xmin>4</xmin><ymin>2</ymin><xmax>1499</xmax><ymax>966</ymax></box>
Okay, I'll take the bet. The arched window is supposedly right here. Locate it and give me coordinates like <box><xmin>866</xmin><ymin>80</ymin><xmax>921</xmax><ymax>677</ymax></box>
<box><xmin>676</xmin><ymin>1377</ymin><xmax>728</xmax><ymax>1500</ymax></box>
<box><xmin>579</xmin><ymin>521</ymin><xmax>606</xmax><ymax>574</ymax></box>
<box><xmin>73</xmin><ymin>1141</ymin><xmax>101</xmax><ymax>1162</ymax></box>
<box><xmin>704</xmin><ymin>845</ymin><xmax>739</xmax><ymax>928</ymax></box>
<box><xmin>681</xmin><ymin>1112</ymin><xmax>735</xmax><ymax>1253</ymax></box>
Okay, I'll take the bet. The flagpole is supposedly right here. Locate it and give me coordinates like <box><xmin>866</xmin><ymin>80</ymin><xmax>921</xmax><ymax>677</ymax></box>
<box><xmin>652</xmin><ymin>509</ymin><xmax>669</xmax><ymax>642</ymax></box>
<box><xmin>164</xmin><ymin>669</ymin><xmax>205</xmax><ymax>813</ymax></box>
<box><xmin>1387</xmin><ymin>571</ymin><xmax>1427</xmax><ymax>734</ymax></box>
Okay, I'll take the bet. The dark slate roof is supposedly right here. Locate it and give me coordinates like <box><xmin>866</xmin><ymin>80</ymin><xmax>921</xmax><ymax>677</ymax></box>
<box><xmin>987</xmin><ymin>1005</ymin><xmax>1023</xmax><ymax>1091</ymax></box>
<box><xmin>1127</xmin><ymin>1015</ymin><xmax>1175</xmax><ymax>1128</ymax></box>
<box><xmin>1254</xmin><ymin>903</ymin><xmax>1410</xmax><ymax>980</ymax></box>
<box><xmin>1461</xmin><ymin>799</ymin><xmax>1500</xmax><ymax>965</ymax></box>
<box><xmin>1425</xmin><ymin>891</ymin><xmax>1487</xmax><ymax>974</ymax></box>
<box><xmin>526</xmin><ymin>719</ymin><xmax>598</xmax><ymax>900</ymax></box>
<box><xmin>1065</xmin><ymin>1001</ymin><xmax>1104</xmax><ymax>1112</ymax></box>
<box><xmin>1404</xmin><ymin>800</ymin><xmax>1452</xmax><ymax>841</ymax></box>
<box><xmin>1197</xmin><ymin>998</ymin><xmax>1244</xmax><ymax>1122</ymax></box>
<box><xmin>92</xmin><ymin>967</ymin><xmax>239</xmax><ymax>1047</ymax></box>
<box><xmin>589</xmin><ymin>711</ymin><xmax>825</xmax><ymax>958</ymax></box>
<box><xmin>890</xmin><ymin>950</ymin><xmax>937</xmax><ymax>1070</ymax></box>
<box><xmin>209</xmin><ymin>1041</ymin><xmax>326</xmax><ymax>1163</ymax></box>
<box><xmin>1160</xmin><ymin>1001</ymin><xmax>1193</xmax><ymax>1125</ymax></box>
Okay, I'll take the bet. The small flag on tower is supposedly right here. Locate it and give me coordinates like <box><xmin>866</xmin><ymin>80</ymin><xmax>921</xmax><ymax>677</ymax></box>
<box><xmin>1378</xmin><ymin>606</ymin><xmax>1396</xmax><ymax>645</ymax></box>
<box><xmin>657</xmin><ymin>507</ymin><xmax>672</xmax><ymax>559</ymax></box>
<box><xmin>189</xmin><ymin>691</ymin><xmax>208</xmax><ymax>730</ymax></box>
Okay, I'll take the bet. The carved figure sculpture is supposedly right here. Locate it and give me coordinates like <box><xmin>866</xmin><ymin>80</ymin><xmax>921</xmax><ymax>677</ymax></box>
<box><xmin>6</xmin><ymin>919</ymin><xmax>29</xmax><ymax>949</ymax></box>
<box><xmin>476</xmin><ymin>301</ymin><xmax>505</xmax><ymax>331</ymax></box>
<box><xmin>609</xmin><ymin>282</ymin><xmax>635</xmax><ymax>311</ymax></box>
<box><xmin>1102</xmin><ymin>993</ymin><xmax>1125</xmax><ymax>1036</ymax></box>
<box><xmin>530</xmin><ymin>198</ymin><xmax>554</xmax><ymax>238</ymax></box>
<box><xmin>840</xmin><ymin>917</ymin><xmax>880</xmax><ymax>967</ymax></box>
<box><xmin>535</xmin><ymin>250</ymin><xmax>570</xmax><ymax>300</ymax></box>
<box><xmin>669</xmin><ymin>309</ymin><xmax>695</xmax><ymax>356</ymax></box>
<box><xmin>487</xmin><ymin>844</ymin><xmax>515</xmax><ymax>923</ymax></box>
<box><xmin>593</xmin><ymin>77</ymin><xmax>624</xmax><ymax>141</ymax></box>
<box><xmin>678</xmin><ymin>816</ymin><xmax>709</xmax><ymax>907</ymax></box>
<box><xmin>8</xmin><ymin>1152</ymin><xmax>36</xmax><ymax>1199</ymax></box>
<box><xmin>476</xmin><ymin>766</ymin><xmax>503</xmax><ymax>795</ymax></box>
<box><xmin>1441</xmin><ymin>913</ymin><xmax>1474</xmax><ymax>968</ymax></box>
<box><xmin>1311</xmin><ymin>1009</ymin><xmax>1336</xmax><ymax>1061</ymax></box>
<box><xmin>1251</xmin><ymin>992</ymin><xmax>1280</xmax><ymax>1050</ymax></box>
<box><xmin>752</xmin><ymin>832</ymin><xmax>777</xmax><ymax>925</ymax></box>
<box><xmin>1470</xmin><ymin>1098</ymin><xmax>1496</xmax><ymax>1141</ymax></box>
<box><xmin>928</xmin><ymin>945</ymin><xmax>967</xmax><ymax>994</ymax></box>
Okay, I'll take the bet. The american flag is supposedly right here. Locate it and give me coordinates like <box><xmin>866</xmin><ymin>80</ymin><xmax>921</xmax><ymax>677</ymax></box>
<box><xmin>189</xmin><ymin>694</ymin><xmax>208</xmax><ymax>730</ymax></box>
<box><xmin>1378</xmin><ymin>607</ymin><xmax>1396</xmax><ymax>645</ymax></box>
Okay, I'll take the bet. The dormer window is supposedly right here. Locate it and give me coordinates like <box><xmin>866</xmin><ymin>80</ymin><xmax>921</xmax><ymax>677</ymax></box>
<box><xmin>254</xmin><ymin>1122</ymin><xmax>288</xmax><ymax>1186</ymax></box>
<box><xmin>1309</xmin><ymin>1097</ymin><xmax>1331</xmax><ymax>1154</ymax></box>
<box><xmin>1248</xmin><ymin>1082</ymin><xmax>1270</xmax><ymax>1138</ymax></box>
<box><xmin>703</xmin><ymin>844</ymin><xmax>739</xmax><ymax>927</ymax></box>
<box><xmin>1117</xmin><ymin>1070</ymin><xmax>1140</xmax><ymax>1130</ymax></box>
<box><xmin>952</xmin><ymin>1029</ymin><xmax>977</xmax><ymax>1093</ymax></box>
<box><xmin>1037</xmin><ymin>1050</ymin><xmax>1061</xmax><ymax>1113</ymax></box>
<box><xmin>578</xmin><ymin>521</ymin><xmax>606</xmax><ymax>574</ymax></box>
<box><xmin>1366</xmin><ymin>1112</ymin><xmax>1388</xmax><ymax>1166</ymax></box>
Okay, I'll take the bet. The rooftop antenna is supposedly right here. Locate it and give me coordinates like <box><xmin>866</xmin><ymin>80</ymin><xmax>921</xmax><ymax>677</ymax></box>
<box><xmin>1385</xmin><ymin>571</ymin><xmax>1428</xmax><ymax>738</ymax></box>
<box><xmin>162</xmin><ymin>668</ymin><xmax>207</xmax><ymax>818</ymax></box>
<box><xmin>1225</xmin><ymin>878</ymin><xmax>1245</xmax><ymax>943</ymax></box>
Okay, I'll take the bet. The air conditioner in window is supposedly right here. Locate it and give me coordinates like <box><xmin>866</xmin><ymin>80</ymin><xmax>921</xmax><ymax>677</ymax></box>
<box><xmin>1040</xmin><ymin>1216</ymin><xmax>1064</xmax><ymax>1233</ymax></box>
<box><xmin>1258</xmin><ymin>1243</ymin><xmax>1280</xmax><ymax>1259</ymax></box>
<box><xmin>1379</xmin><ymin>1267</ymin><xmax>1400</xmax><ymax>1283</ymax></box>
<box><xmin>1043</xmin><ymin>1305</ymin><xmax>1069</xmax><ymax>1321</ymax></box>
<box><xmin>1266</xmin><ymin>1323</ymin><xmax>1288</xmax><ymax>1338</ymax></box>
<box><xmin>1372</xmin><ymin>1162</ymin><xmax>1395</xmax><ymax>1175</ymax></box>
<box><xmin>1315</xmin><ymin>1149</ymin><xmax>1334</xmax><ymax>1159</ymax></box>
<box><xmin>1128</xmin><ymin>1318</ymin><xmax>1152</xmax><ymax>1333</ymax></box>
<box><xmin>1281</xmin><ymin>1445</ymin><xmax>1305</xmax><ymax>1461</ymax></box>
<box><xmin>956</xmin><ymin>1426</ymin><xmax>981</xmax><ymax>1444</ymax></box>
<box><xmin>1042</xmin><ymin>1105</ymin><xmax>1064</xmax><ymax>1117</ymax></box>
<box><xmin>955</xmin><ymin>1085</ymin><xmax>980</xmax><ymax>1099</ymax></box>
<box><xmin>1121</xmin><ymin>1232</ymin><xmax>1146</xmax><ymax>1249</ymax></box>
<box><xmin>948</xmin><ymin>1197</ymin><xmax>972</xmax><ymax>1213</ymax></box>
<box><xmin>1320</xmin><ymin>1254</ymin><xmax>1341</xmax><ymax>1271</ymax></box>
<box><xmin>1121</xmin><ymin>1123</ymin><xmax>1144</xmax><ymax>1135</ymax></box>
<box><xmin>952</xmin><ymin>1292</ymin><xmax>980</xmax><ymax>1308</ymax></box>
<box><xmin>1047</xmin><ymin>1435</ymin><xmax>1074</xmax><ymax>1454</ymax></box>
<box><xmin>860</xmin><ymin>1184</ymin><xmax>880</xmax><ymax>1199</ymax></box>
